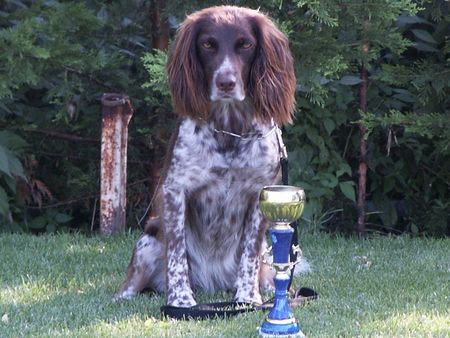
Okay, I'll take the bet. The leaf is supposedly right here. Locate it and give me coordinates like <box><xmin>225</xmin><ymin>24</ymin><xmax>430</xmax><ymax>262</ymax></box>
<box><xmin>28</xmin><ymin>216</ymin><xmax>48</xmax><ymax>230</ymax></box>
<box><xmin>0</xmin><ymin>131</ymin><xmax>27</xmax><ymax>151</ymax></box>
<box><xmin>393</xmin><ymin>93</ymin><xmax>416</xmax><ymax>103</ymax></box>
<box><xmin>33</xmin><ymin>47</ymin><xmax>50</xmax><ymax>59</ymax></box>
<box><xmin>392</xmin><ymin>88</ymin><xmax>412</xmax><ymax>95</ymax></box>
<box><xmin>339</xmin><ymin>76</ymin><xmax>362</xmax><ymax>86</ymax></box>
<box><xmin>0</xmin><ymin>186</ymin><xmax>9</xmax><ymax>216</ymax></box>
<box><xmin>336</xmin><ymin>163</ymin><xmax>352</xmax><ymax>177</ymax></box>
<box><xmin>54</xmin><ymin>213</ymin><xmax>73</xmax><ymax>223</ymax></box>
<box><xmin>46</xmin><ymin>222</ymin><xmax>57</xmax><ymax>233</ymax></box>
<box><xmin>3</xmin><ymin>175</ymin><xmax>17</xmax><ymax>194</ymax></box>
<box><xmin>121</xmin><ymin>17</ymin><xmax>133</xmax><ymax>28</ymax></box>
<box><xmin>339</xmin><ymin>181</ymin><xmax>356</xmax><ymax>202</ymax></box>
<box><xmin>412</xmin><ymin>29</ymin><xmax>437</xmax><ymax>44</ymax></box>
<box><xmin>318</xmin><ymin>172</ymin><xmax>338</xmax><ymax>188</ymax></box>
<box><xmin>413</xmin><ymin>42</ymin><xmax>439</xmax><ymax>53</ymax></box>
<box><xmin>296</xmin><ymin>181</ymin><xmax>313</xmax><ymax>191</ymax></box>
<box><xmin>323</xmin><ymin>118</ymin><xmax>335</xmax><ymax>135</ymax></box>
<box><xmin>0</xmin><ymin>102</ymin><xmax>12</xmax><ymax>114</ymax></box>
<box><xmin>0</xmin><ymin>141</ymin><xmax>25</xmax><ymax>179</ymax></box>
<box><xmin>0</xmin><ymin>144</ymin><xmax>11</xmax><ymax>177</ymax></box>
<box><xmin>317</xmin><ymin>76</ymin><xmax>331</xmax><ymax>85</ymax></box>
<box><xmin>296</xmin><ymin>83</ymin><xmax>310</xmax><ymax>93</ymax></box>
<box><xmin>397</xmin><ymin>15</ymin><xmax>430</xmax><ymax>27</ymax></box>
<box><xmin>8</xmin><ymin>156</ymin><xmax>25</xmax><ymax>179</ymax></box>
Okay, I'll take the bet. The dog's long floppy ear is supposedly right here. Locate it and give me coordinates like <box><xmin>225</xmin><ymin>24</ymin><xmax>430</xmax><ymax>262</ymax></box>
<box><xmin>249</xmin><ymin>14</ymin><xmax>296</xmax><ymax>126</ymax></box>
<box><xmin>166</xmin><ymin>17</ymin><xmax>210</xmax><ymax>120</ymax></box>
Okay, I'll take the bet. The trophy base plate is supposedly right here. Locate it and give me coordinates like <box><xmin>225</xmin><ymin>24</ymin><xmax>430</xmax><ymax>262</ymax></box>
<box><xmin>258</xmin><ymin>322</ymin><xmax>306</xmax><ymax>338</ymax></box>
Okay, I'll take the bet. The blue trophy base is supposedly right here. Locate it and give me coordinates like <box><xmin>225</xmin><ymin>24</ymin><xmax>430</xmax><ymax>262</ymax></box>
<box><xmin>259</xmin><ymin>321</ymin><xmax>305</xmax><ymax>338</ymax></box>
<box><xmin>258</xmin><ymin>226</ymin><xmax>306</xmax><ymax>337</ymax></box>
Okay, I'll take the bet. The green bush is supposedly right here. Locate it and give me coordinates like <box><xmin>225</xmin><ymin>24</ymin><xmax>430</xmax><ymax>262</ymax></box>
<box><xmin>0</xmin><ymin>0</ymin><xmax>165</xmax><ymax>232</ymax></box>
<box><xmin>0</xmin><ymin>0</ymin><xmax>448</xmax><ymax>236</ymax></box>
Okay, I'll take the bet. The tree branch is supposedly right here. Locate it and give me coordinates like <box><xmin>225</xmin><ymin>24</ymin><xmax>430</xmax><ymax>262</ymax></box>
<box><xmin>20</xmin><ymin>128</ymin><xmax>99</xmax><ymax>143</ymax></box>
<box><xmin>356</xmin><ymin>41</ymin><xmax>370</xmax><ymax>238</ymax></box>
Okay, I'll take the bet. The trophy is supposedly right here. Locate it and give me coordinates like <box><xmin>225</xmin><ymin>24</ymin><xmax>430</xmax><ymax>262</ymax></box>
<box><xmin>258</xmin><ymin>185</ymin><xmax>306</xmax><ymax>338</ymax></box>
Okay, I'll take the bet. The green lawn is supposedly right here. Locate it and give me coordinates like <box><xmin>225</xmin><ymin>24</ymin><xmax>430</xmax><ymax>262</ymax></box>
<box><xmin>0</xmin><ymin>232</ymin><xmax>449</xmax><ymax>337</ymax></box>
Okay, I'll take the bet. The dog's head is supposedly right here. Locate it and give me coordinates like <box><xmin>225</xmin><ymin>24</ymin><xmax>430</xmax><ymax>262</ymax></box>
<box><xmin>166</xmin><ymin>6</ymin><xmax>296</xmax><ymax>125</ymax></box>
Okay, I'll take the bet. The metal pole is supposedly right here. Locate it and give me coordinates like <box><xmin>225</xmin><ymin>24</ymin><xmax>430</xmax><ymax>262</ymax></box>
<box><xmin>100</xmin><ymin>93</ymin><xmax>133</xmax><ymax>235</ymax></box>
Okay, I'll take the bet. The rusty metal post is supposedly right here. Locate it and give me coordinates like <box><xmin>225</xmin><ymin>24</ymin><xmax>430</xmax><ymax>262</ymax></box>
<box><xmin>100</xmin><ymin>93</ymin><xmax>133</xmax><ymax>235</ymax></box>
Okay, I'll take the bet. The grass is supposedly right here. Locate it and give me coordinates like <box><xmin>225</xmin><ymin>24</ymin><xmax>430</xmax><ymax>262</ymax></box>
<box><xmin>0</xmin><ymin>231</ymin><xmax>449</xmax><ymax>337</ymax></box>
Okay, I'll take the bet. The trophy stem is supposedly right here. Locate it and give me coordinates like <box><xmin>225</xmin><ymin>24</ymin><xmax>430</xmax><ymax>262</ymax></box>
<box><xmin>259</xmin><ymin>225</ymin><xmax>305</xmax><ymax>338</ymax></box>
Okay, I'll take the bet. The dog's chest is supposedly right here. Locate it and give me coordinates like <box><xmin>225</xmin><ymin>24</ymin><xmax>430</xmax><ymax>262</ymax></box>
<box><xmin>175</xmin><ymin>119</ymin><xmax>280</xmax><ymax>239</ymax></box>
<box><xmin>175</xmin><ymin>118</ymin><xmax>280</xmax><ymax>191</ymax></box>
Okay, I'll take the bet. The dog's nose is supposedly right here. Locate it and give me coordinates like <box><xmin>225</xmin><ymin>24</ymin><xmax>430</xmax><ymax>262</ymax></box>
<box><xmin>216</xmin><ymin>72</ymin><xmax>236</xmax><ymax>92</ymax></box>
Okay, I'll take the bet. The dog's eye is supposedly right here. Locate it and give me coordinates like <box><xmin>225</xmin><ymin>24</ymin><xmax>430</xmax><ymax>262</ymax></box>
<box><xmin>202</xmin><ymin>41</ymin><xmax>214</xmax><ymax>49</ymax></box>
<box><xmin>237</xmin><ymin>38</ymin><xmax>254</xmax><ymax>50</ymax></box>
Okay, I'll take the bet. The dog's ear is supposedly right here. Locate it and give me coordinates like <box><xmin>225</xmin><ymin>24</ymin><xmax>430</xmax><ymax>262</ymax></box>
<box><xmin>166</xmin><ymin>17</ymin><xmax>210</xmax><ymax>120</ymax></box>
<box><xmin>249</xmin><ymin>15</ymin><xmax>296</xmax><ymax>126</ymax></box>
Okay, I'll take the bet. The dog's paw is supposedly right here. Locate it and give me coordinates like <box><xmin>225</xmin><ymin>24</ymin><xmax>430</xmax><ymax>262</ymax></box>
<box><xmin>167</xmin><ymin>290</ymin><xmax>197</xmax><ymax>307</ymax></box>
<box><xmin>113</xmin><ymin>288</ymin><xmax>137</xmax><ymax>302</ymax></box>
<box><xmin>168</xmin><ymin>297</ymin><xmax>197</xmax><ymax>308</ymax></box>
<box><xmin>235</xmin><ymin>289</ymin><xmax>263</xmax><ymax>305</ymax></box>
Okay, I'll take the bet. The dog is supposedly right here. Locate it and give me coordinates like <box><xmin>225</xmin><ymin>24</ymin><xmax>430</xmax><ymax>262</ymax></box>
<box><xmin>116</xmin><ymin>6</ymin><xmax>298</xmax><ymax>307</ymax></box>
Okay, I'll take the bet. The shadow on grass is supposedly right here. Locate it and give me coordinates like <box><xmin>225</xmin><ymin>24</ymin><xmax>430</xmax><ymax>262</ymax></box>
<box><xmin>0</xmin><ymin>233</ymin><xmax>161</xmax><ymax>335</ymax></box>
<box><xmin>1</xmin><ymin>233</ymin><xmax>449</xmax><ymax>337</ymax></box>
<box><xmin>0</xmin><ymin>233</ymin><xmax>264</xmax><ymax>337</ymax></box>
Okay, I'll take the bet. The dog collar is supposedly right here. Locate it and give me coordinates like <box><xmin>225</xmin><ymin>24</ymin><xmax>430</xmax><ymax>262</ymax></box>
<box><xmin>213</xmin><ymin>118</ymin><xmax>278</xmax><ymax>141</ymax></box>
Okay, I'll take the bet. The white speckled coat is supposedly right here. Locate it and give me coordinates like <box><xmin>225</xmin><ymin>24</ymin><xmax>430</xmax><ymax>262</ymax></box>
<box><xmin>116</xmin><ymin>6</ymin><xmax>300</xmax><ymax>307</ymax></box>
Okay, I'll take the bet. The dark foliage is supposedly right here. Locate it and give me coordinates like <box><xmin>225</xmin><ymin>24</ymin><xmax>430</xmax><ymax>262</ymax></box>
<box><xmin>0</xmin><ymin>0</ymin><xmax>448</xmax><ymax>236</ymax></box>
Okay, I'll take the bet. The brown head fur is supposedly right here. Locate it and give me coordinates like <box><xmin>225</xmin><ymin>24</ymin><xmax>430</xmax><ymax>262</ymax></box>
<box><xmin>166</xmin><ymin>6</ymin><xmax>296</xmax><ymax>125</ymax></box>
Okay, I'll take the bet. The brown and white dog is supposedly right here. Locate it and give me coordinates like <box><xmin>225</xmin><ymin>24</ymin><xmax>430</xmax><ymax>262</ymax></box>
<box><xmin>116</xmin><ymin>6</ymin><xmax>300</xmax><ymax>307</ymax></box>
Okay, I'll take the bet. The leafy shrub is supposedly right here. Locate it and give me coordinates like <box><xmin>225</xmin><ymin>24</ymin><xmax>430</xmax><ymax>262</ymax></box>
<box><xmin>1</xmin><ymin>0</ymin><xmax>448</xmax><ymax>236</ymax></box>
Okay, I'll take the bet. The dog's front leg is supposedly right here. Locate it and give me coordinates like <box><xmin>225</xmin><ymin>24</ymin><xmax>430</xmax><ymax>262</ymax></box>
<box><xmin>234</xmin><ymin>199</ymin><xmax>266</xmax><ymax>305</ymax></box>
<box><xmin>163</xmin><ymin>185</ymin><xmax>197</xmax><ymax>307</ymax></box>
